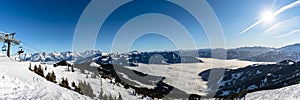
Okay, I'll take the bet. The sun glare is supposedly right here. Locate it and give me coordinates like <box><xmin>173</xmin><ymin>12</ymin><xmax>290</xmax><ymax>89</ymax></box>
<box><xmin>261</xmin><ymin>11</ymin><xmax>275</xmax><ymax>23</ymax></box>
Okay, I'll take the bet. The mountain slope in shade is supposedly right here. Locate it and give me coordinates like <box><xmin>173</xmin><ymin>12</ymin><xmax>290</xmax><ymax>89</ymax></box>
<box><xmin>0</xmin><ymin>55</ymin><xmax>90</xmax><ymax>99</ymax></box>
<box><xmin>248</xmin><ymin>43</ymin><xmax>300</xmax><ymax>62</ymax></box>
<box><xmin>278</xmin><ymin>43</ymin><xmax>300</xmax><ymax>54</ymax></box>
<box><xmin>199</xmin><ymin>60</ymin><xmax>300</xmax><ymax>99</ymax></box>
<box><xmin>227</xmin><ymin>46</ymin><xmax>274</xmax><ymax>60</ymax></box>
<box><xmin>196</xmin><ymin>47</ymin><xmax>275</xmax><ymax>61</ymax></box>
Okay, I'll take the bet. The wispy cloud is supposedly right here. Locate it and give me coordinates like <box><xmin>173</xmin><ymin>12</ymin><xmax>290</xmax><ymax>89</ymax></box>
<box><xmin>238</xmin><ymin>0</ymin><xmax>300</xmax><ymax>35</ymax></box>
<box><xmin>275</xmin><ymin>29</ymin><xmax>300</xmax><ymax>38</ymax></box>
<box><xmin>263</xmin><ymin>17</ymin><xmax>300</xmax><ymax>35</ymax></box>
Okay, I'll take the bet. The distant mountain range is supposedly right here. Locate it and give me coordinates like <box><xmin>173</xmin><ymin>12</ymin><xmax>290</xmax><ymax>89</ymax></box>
<box><xmin>246</xmin><ymin>44</ymin><xmax>300</xmax><ymax>62</ymax></box>
<box><xmin>197</xmin><ymin>43</ymin><xmax>300</xmax><ymax>62</ymax></box>
<box><xmin>12</xmin><ymin>50</ymin><xmax>101</xmax><ymax>62</ymax></box>
<box><xmin>13</xmin><ymin>43</ymin><xmax>300</xmax><ymax>62</ymax></box>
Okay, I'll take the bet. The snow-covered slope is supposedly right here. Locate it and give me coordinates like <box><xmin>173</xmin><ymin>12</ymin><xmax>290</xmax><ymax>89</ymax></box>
<box><xmin>227</xmin><ymin>46</ymin><xmax>274</xmax><ymax>60</ymax></box>
<box><xmin>0</xmin><ymin>52</ymin><xmax>5</xmax><ymax>57</ymax></box>
<box><xmin>246</xmin><ymin>84</ymin><xmax>300</xmax><ymax>100</ymax></box>
<box><xmin>278</xmin><ymin>43</ymin><xmax>300</xmax><ymax>54</ymax></box>
<box><xmin>0</xmin><ymin>55</ymin><xmax>90</xmax><ymax>99</ymax></box>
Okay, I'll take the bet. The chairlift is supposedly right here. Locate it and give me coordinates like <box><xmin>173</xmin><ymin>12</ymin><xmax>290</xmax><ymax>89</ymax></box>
<box><xmin>17</xmin><ymin>49</ymin><xmax>24</xmax><ymax>54</ymax></box>
<box><xmin>17</xmin><ymin>45</ymin><xmax>24</xmax><ymax>54</ymax></box>
<box><xmin>2</xmin><ymin>45</ymin><xmax>6</xmax><ymax>51</ymax></box>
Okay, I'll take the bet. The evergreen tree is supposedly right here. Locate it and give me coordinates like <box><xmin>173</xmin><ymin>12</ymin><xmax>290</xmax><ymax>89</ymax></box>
<box><xmin>51</xmin><ymin>71</ymin><xmax>56</xmax><ymax>82</ymax></box>
<box><xmin>29</xmin><ymin>65</ymin><xmax>32</xmax><ymax>71</ymax></box>
<box><xmin>34</xmin><ymin>65</ymin><xmax>38</xmax><ymax>73</ymax></box>
<box><xmin>29</xmin><ymin>63</ymin><xmax>32</xmax><ymax>71</ymax></box>
<box><xmin>46</xmin><ymin>73</ymin><xmax>51</xmax><ymax>81</ymax></box>
<box><xmin>72</xmin><ymin>81</ymin><xmax>83</xmax><ymax>94</ymax></box>
<box><xmin>71</xmin><ymin>65</ymin><xmax>74</xmax><ymax>72</ymax></box>
<box><xmin>72</xmin><ymin>81</ymin><xmax>76</xmax><ymax>87</ymax></box>
<box><xmin>78</xmin><ymin>81</ymin><xmax>95</xmax><ymax>98</ymax></box>
<box><xmin>108</xmin><ymin>94</ymin><xmax>113</xmax><ymax>100</ymax></box>
<box><xmin>118</xmin><ymin>92</ymin><xmax>122</xmax><ymax>100</ymax></box>
<box><xmin>103</xmin><ymin>94</ymin><xmax>107</xmax><ymax>100</ymax></box>
<box><xmin>45</xmin><ymin>71</ymin><xmax>56</xmax><ymax>83</ymax></box>
<box><xmin>59</xmin><ymin>77</ymin><xmax>70</xmax><ymax>89</ymax></box>
<box><xmin>33</xmin><ymin>65</ymin><xmax>44</xmax><ymax>77</ymax></box>
<box><xmin>37</xmin><ymin>65</ymin><xmax>44</xmax><ymax>77</ymax></box>
<box><xmin>99</xmin><ymin>88</ymin><xmax>104</xmax><ymax>99</ymax></box>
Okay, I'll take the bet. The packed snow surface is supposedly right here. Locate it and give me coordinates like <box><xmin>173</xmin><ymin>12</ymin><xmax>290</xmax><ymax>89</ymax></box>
<box><xmin>0</xmin><ymin>55</ymin><xmax>89</xmax><ymax>99</ymax></box>
<box><xmin>246</xmin><ymin>84</ymin><xmax>300</xmax><ymax>100</ymax></box>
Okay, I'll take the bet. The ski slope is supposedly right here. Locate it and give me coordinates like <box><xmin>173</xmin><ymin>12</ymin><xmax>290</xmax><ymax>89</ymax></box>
<box><xmin>246</xmin><ymin>84</ymin><xmax>300</xmax><ymax>100</ymax></box>
<box><xmin>0</xmin><ymin>52</ymin><xmax>90</xmax><ymax>99</ymax></box>
<box><xmin>1</xmin><ymin>53</ymin><xmax>140</xmax><ymax>99</ymax></box>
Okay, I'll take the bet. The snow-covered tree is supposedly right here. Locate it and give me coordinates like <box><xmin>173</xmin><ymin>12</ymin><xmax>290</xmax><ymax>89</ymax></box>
<box><xmin>117</xmin><ymin>92</ymin><xmax>122</xmax><ymax>100</ymax></box>
<box><xmin>72</xmin><ymin>81</ymin><xmax>82</xmax><ymax>94</ymax></box>
<box><xmin>46</xmin><ymin>71</ymin><xmax>56</xmax><ymax>83</ymax></box>
<box><xmin>59</xmin><ymin>77</ymin><xmax>70</xmax><ymax>89</ymax></box>
<box><xmin>78</xmin><ymin>81</ymin><xmax>95</xmax><ymax>98</ymax></box>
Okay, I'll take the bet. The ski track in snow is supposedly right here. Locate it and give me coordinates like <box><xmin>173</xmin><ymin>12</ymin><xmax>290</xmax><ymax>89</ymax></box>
<box><xmin>0</xmin><ymin>53</ymin><xmax>90</xmax><ymax>100</ymax></box>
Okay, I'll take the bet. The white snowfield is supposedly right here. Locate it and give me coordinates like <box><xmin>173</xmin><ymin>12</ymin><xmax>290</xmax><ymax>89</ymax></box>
<box><xmin>246</xmin><ymin>84</ymin><xmax>300</xmax><ymax>100</ymax></box>
<box><xmin>1</xmin><ymin>52</ymin><xmax>140</xmax><ymax>100</ymax></box>
<box><xmin>0</xmin><ymin>53</ymin><xmax>90</xmax><ymax>100</ymax></box>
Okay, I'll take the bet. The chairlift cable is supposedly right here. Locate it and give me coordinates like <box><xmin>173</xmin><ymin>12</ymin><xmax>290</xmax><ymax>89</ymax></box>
<box><xmin>21</xmin><ymin>41</ymin><xmax>43</xmax><ymax>52</ymax></box>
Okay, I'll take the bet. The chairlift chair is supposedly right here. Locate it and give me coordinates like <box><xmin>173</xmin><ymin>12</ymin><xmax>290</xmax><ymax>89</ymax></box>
<box><xmin>17</xmin><ymin>49</ymin><xmax>24</xmax><ymax>54</ymax></box>
<box><xmin>2</xmin><ymin>45</ymin><xmax>6</xmax><ymax>51</ymax></box>
<box><xmin>17</xmin><ymin>45</ymin><xmax>24</xmax><ymax>54</ymax></box>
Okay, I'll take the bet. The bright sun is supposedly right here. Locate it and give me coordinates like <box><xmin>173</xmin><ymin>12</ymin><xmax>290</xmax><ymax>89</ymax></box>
<box><xmin>261</xmin><ymin>11</ymin><xmax>275</xmax><ymax>23</ymax></box>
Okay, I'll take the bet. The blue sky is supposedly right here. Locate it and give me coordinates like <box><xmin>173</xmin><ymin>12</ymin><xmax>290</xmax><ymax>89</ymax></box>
<box><xmin>1</xmin><ymin>0</ymin><xmax>300</xmax><ymax>53</ymax></box>
<box><xmin>0</xmin><ymin>0</ymin><xmax>90</xmax><ymax>53</ymax></box>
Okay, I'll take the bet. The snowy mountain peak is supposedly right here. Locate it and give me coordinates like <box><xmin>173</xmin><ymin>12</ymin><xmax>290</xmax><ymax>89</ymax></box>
<box><xmin>12</xmin><ymin>50</ymin><xmax>102</xmax><ymax>62</ymax></box>
<box><xmin>278</xmin><ymin>43</ymin><xmax>300</xmax><ymax>53</ymax></box>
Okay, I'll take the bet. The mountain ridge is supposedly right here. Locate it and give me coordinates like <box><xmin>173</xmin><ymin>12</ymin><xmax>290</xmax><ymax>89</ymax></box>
<box><xmin>12</xmin><ymin>43</ymin><xmax>300</xmax><ymax>62</ymax></box>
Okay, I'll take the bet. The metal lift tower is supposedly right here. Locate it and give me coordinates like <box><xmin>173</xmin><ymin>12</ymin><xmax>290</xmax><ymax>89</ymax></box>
<box><xmin>0</xmin><ymin>32</ymin><xmax>21</xmax><ymax>57</ymax></box>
